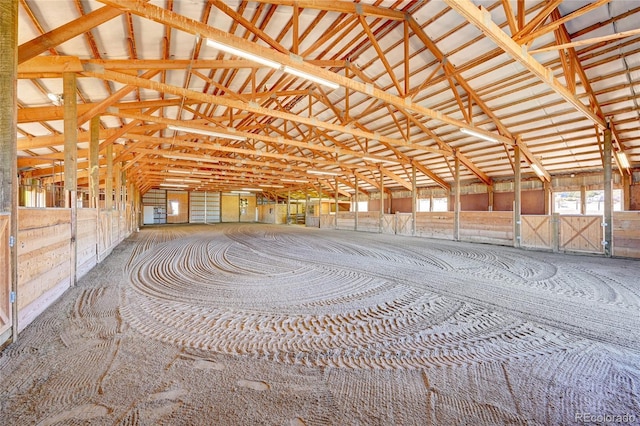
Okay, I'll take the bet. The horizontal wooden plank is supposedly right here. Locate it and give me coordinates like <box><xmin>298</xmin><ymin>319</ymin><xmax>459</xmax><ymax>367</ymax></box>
<box><xmin>18</xmin><ymin>223</ymin><xmax>70</xmax><ymax>255</ymax></box>
<box><xmin>18</xmin><ymin>260</ymin><xmax>70</xmax><ymax>310</ymax></box>
<box><xmin>18</xmin><ymin>238</ymin><xmax>69</xmax><ymax>284</ymax></box>
<box><xmin>18</xmin><ymin>208</ymin><xmax>70</xmax><ymax>231</ymax></box>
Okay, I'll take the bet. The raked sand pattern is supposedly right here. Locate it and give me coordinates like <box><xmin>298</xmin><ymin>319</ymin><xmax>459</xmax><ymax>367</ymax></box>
<box><xmin>1</xmin><ymin>223</ymin><xmax>639</xmax><ymax>425</ymax></box>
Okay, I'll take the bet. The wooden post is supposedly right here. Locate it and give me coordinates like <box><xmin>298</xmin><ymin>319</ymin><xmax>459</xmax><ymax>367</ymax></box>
<box><xmin>488</xmin><ymin>184</ymin><xmax>494</xmax><ymax>211</ymax></box>
<box><xmin>89</xmin><ymin>116</ymin><xmax>100</xmax><ymax>208</ymax></box>
<box><xmin>552</xmin><ymin>212</ymin><xmax>560</xmax><ymax>252</ymax></box>
<box><xmin>287</xmin><ymin>190</ymin><xmax>290</xmax><ymax>225</ymax></box>
<box><xmin>544</xmin><ymin>180</ymin><xmax>552</xmax><ymax>214</ymax></box>
<box><xmin>604</xmin><ymin>124</ymin><xmax>613</xmax><ymax>257</ymax></box>
<box><xmin>63</xmin><ymin>72</ymin><xmax>77</xmax><ymax>286</ymax></box>
<box><xmin>411</xmin><ymin>162</ymin><xmax>417</xmax><ymax>236</ymax></box>
<box><xmin>354</xmin><ymin>175</ymin><xmax>359</xmax><ymax>231</ymax></box>
<box><xmin>453</xmin><ymin>152</ymin><xmax>460</xmax><ymax>241</ymax></box>
<box><xmin>1</xmin><ymin>0</ymin><xmax>18</xmax><ymax>344</ymax></box>
<box><xmin>623</xmin><ymin>173</ymin><xmax>631</xmax><ymax>211</ymax></box>
<box><xmin>379</xmin><ymin>166</ymin><xmax>384</xmax><ymax>233</ymax></box>
<box><xmin>334</xmin><ymin>177</ymin><xmax>339</xmax><ymax>229</ymax></box>
<box><xmin>580</xmin><ymin>185</ymin><xmax>587</xmax><ymax>215</ymax></box>
<box><xmin>106</xmin><ymin>144</ymin><xmax>113</xmax><ymax>210</ymax></box>
<box><xmin>514</xmin><ymin>144</ymin><xmax>522</xmax><ymax>248</ymax></box>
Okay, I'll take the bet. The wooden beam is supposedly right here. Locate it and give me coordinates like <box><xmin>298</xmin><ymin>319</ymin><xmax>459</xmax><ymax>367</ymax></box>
<box><xmin>17</xmin><ymin>56</ymin><xmax>83</xmax><ymax>74</ymax></box>
<box><xmin>444</xmin><ymin>0</ymin><xmax>606</xmax><ymax>129</ymax></box>
<box><xmin>96</xmin><ymin>0</ymin><xmax>514</xmax><ymax>145</ymax></box>
<box><xmin>63</xmin><ymin>73</ymin><xmax>77</xmax><ymax>195</ymax></box>
<box><xmin>18</xmin><ymin>5</ymin><xmax>124</xmax><ymax>64</ymax></box>
<box><xmin>529</xmin><ymin>28</ymin><xmax>640</xmax><ymax>54</ymax></box>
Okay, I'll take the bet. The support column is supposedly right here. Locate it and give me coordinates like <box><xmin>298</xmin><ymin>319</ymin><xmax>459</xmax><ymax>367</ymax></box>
<box><xmin>623</xmin><ymin>173</ymin><xmax>631</xmax><ymax>211</ymax></box>
<box><xmin>488</xmin><ymin>184</ymin><xmax>494</xmax><ymax>211</ymax></box>
<box><xmin>411</xmin><ymin>162</ymin><xmax>417</xmax><ymax>236</ymax></box>
<box><xmin>89</xmin><ymin>116</ymin><xmax>100</xmax><ymax>208</ymax></box>
<box><xmin>580</xmin><ymin>185</ymin><xmax>587</xmax><ymax>215</ymax></box>
<box><xmin>379</xmin><ymin>166</ymin><xmax>384</xmax><ymax>233</ymax></box>
<box><xmin>604</xmin><ymin>125</ymin><xmax>613</xmax><ymax>257</ymax></box>
<box><xmin>453</xmin><ymin>152</ymin><xmax>460</xmax><ymax>241</ymax></box>
<box><xmin>114</xmin><ymin>163</ymin><xmax>121</xmax><ymax>212</ymax></box>
<box><xmin>63</xmin><ymin>72</ymin><xmax>77</xmax><ymax>286</ymax></box>
<box><xmin>544</xmin><ymin>180</ymin><xmax>552</xmax><ymax>214</ymax></box>
<box><xmin>105</xmin><ymin>144</ymin><xmax>113</xmax><ymax>210</ymax></box>
<box><xmin>354</xmin><ymin>175</ymin><xmax>359</xmax><ymax>231</ymax></box>
<box><xmin>1</xmin><ymin>0</ymin><xmax>18</xmax><ymax>344</ymax></box>
<box><xmin>514</xmin><ymin>144</ymin><xmax>522</xmax><ymax>248</ymax></box>
<box><xmin>334</xmin><ymin>177</ymin><xmax>339</xmax><ymax>229</ymax></box>
<box><xmin>287</xmin><ymin>190</ymin><xmax>290</xmax><ymax>225</ymax></box>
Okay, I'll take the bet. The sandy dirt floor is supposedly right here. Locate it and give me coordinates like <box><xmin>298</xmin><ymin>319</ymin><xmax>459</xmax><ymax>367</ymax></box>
<box><xmin>1</xmin><ymin>223</ymin><xmax>639</xmax><ymax>425</ymax></box>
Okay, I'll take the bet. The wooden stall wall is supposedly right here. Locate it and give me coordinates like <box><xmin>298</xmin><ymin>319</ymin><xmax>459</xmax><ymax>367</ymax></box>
<box><xmin>414</xmin><ymin>212</ymin><xmax>454</xmax><ymax>240</ymax></box>
<box><xmin>0</xmin><ymin>214</ymin><xmax>11</xmax><ymax>342</ymax></box>
<box><xmin>613</xmin><ymin>211</ymin><xmax>640</xmax><ymax>258</ymax></box>
<box><xmin>357</xmin><ymin>212</ymin><xmax>380</xmax><ymax>233</ymax></box>
<box><xmin>459</xmin><ymin>211</ymin><xmax>514</xmax><ymax>245</ymax></box>
<box><xmin>320</xmin><ymin>214</ymin><xmax>335</xmax><ymax>229</ymax></box>
<box><xmin>76</xmin><ymin>208</ymin><xmax>98</xmax><ymax>278</ymax></box>
<box><xmin>336</xmin><ymin>212</ymin><xmax>355</xmax><ymax>230</ymax></box>
<box><xmin>17</xmin><ymin>208</ymin><xmax>71</xmax><ymax>331</ymax></box>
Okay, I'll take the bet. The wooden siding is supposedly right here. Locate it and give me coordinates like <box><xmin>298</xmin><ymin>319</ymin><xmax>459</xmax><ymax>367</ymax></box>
<box><xmin>414</xmin><ymin>212</ymin><xmax>454</xmax><ymax>240</ymax></box>
<box><xmin>613</xmin><ymin>211</ymin><xmax>640</xmax><ymax>258</ymax></box>
<box><xmin>0</xmin><ymin>214</ymin><xmax>11</xmax><ymax>340</ymax></box>
<box><xmin>76</xmin><ymin>208</ymin><xmax>97</xmax><ymax>278</ymax></box>
<box><xmin>459</xmin><ymin>211</ymin><xmax>514</xmax><ymax>246</ymax></box>
<box><xmin>17</xmin><ymin>208</ymin><xmax>71</xmax><ymax>330</ymax></box>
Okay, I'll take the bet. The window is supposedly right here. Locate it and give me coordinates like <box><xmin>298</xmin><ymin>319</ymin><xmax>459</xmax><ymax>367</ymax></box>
<box><xmin>418</xmin><ymin>199</ymin><xmax>430</xmax><ymax>212</ymax></box>
<box><xmin>352</xmin><ymin>201</ymin><xmax>368</xmax><ymax>212</ymax></box>
<box><xmin>554</xmin><ymin>191</ymin><xmax>580</xmax><ymax>214</ymax></box>
<box><xmin>432</xmin><ymin>197</ymin><xmax>448</xmax><ymax>212</ymax></box>
<box><xmin>585</xmin><ymin>189</ymin><xmax>622</xmax><ymax>213</ymax></box>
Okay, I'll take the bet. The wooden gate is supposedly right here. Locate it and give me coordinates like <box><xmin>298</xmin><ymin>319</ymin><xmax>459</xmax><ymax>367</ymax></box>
<box><xmin>396</xmin><ymin>213</ymin><xmax>413</xmax><ymax>236</ymax></box>
<box><xmin>382</xmin><ymin>214</ymin><xmax>395</xmax><ymax>234</ymax></box>
<box><xmin>559</xmin><ymin>215</ymin><xmax>604</xmax><ymax>254</ymax></box>
<box><xmin>521</xmin><ymin>215</ymin><xmax>553</xmax><ymax>250</ymax></box>
<box><xmin>0</xmin><ymin>214</ymin><xmax>13</xmax><ymax>346</ymax></box>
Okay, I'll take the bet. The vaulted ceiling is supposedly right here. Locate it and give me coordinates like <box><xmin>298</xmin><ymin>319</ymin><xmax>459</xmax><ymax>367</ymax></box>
<box><xmin>15</xmin><ymin>0</ymin><xmax>640</xmax><ymax>198</ymax></box>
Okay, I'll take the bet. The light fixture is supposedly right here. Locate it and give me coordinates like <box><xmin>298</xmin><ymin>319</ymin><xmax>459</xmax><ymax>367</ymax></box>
<box><xmin>259</xmin><ymin>184</ymin><xmax>285</xmax><ymax>188</ymax></box>
<box><xmin>617</xmin><ymin>152</ymin><xmax>631</xmax><ymax>169</ymax></box>
<box><xmin>162</xmin><ymin>154</ymin><xmax>219</xmax><ymax>163</ymax></box>
<box><xmin>160</xmin><ymin>183</ymin><xmax>189</xmax><ymax>188</ymax></box>
<box><xmin>207</xmin><ymin>39</ymin><xmax>340</xmax><ymax>90</ymax></box>
<box><xmin>47</xmin><ymin>93</ymin><xmax>63</xmax><ymax>106</ymax></box>
<box><xmin>281</xmin><ymin>179</ymin><xmax>309</xmax><ymax>183</ymax></box>
<box><xmin>241</xmin><ymin>188</ymin><xmax>263</xmax><ymax>192</ymax></box>
<box><xmin>531</xmin><ymin>163</ymin><xmax>545</xmax><ymax>177</ymax></box>
<box><xmin>167</xmin><ymin>124</ymin><xmax>247</xmax><ymax>141</ymax></box>
<box><xmin>165</xmin><ymin>178</ymin><xmax>201</xmax><ymax>183</ymax></box>
<box><xmin>283</xmin><ymin>66</ymin><xmax>339</xmax><ymax>90</ymax></box>
<box><xmin>362</xmin><ymin>155</ymin><xmax>397</xmax><ymax>164</ymax></box>
<box><xmin>167</xmin><ymin>169</ymin><xmax>191</xmax><ymax>174</ymax></box>
<box><xmin>307</xmin><ymin>170</ymin><xmax>340</xmax><ymax>176</ymax></box>
<box><xmin>230</xmin><ymin>190</ymin><xmax>252</xmax><ymax>195</ymax></box>
<box><xmin>206</xmin><ymin>39</ymin><xmax>281</xmax><ymax>69</ymax></box>
<box><xmin>460</xmin><ymin>127</ymin><xmax>498</xmax><ymax>143</ymax></box>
